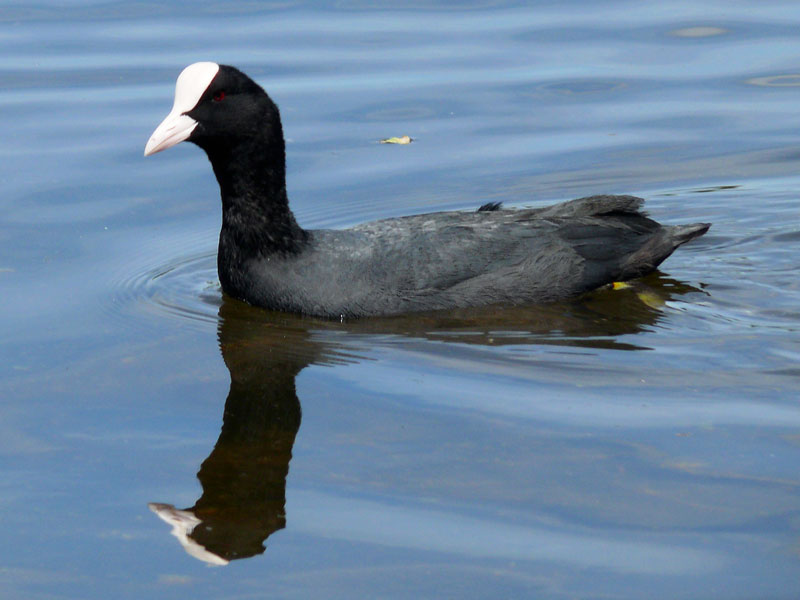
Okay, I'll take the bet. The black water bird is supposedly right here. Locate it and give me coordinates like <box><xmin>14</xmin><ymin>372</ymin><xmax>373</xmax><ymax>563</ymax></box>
<box><xmin>145</xmin><ymin>62</ymin><xmax>710</xmax><ymax>318</ymax></box>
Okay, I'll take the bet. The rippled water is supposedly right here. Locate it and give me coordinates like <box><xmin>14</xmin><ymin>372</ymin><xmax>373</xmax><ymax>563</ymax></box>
<box><xmin>2</xmin><ymin>2</ymin><xmax>800</xmax><ymax>599</ymax></box>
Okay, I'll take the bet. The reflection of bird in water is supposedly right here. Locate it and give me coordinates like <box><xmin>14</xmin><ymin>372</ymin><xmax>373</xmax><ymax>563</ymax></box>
<box><xmin>149</xmin><ymin>272</ymin><xmax>706</xmax><ymax>563</ymax></box>
<box><xmin>149</xmin><ymin>300</ymin><xmax>325</xmax><ymax>564</ymax></box>
<box><xmin>337</xmin><ymin>272</ymin><xmax>706</xmax><ymax>350</ymax></box>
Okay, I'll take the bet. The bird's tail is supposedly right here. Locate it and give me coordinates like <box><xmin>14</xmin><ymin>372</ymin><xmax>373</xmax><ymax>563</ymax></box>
<box><xmin>668</xmin><ymin>222</ymin><xmax>711</xmax><ymax>247</ymax></box>
<box><xmin>620</xmin><ymin>222</ymin><xmax>710</xmax><ymax>279</ymax></box>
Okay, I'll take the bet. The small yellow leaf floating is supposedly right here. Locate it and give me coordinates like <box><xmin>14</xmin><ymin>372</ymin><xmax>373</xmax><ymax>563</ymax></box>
<box><xmin>611</xmin><ymin>281</ymin><xmax>632</xmax><ymax>290</ymax></box>
<box><xmin>380</xmin><ymin>135</ymin><xmax>412</xmax><ymax>144</ymax></box>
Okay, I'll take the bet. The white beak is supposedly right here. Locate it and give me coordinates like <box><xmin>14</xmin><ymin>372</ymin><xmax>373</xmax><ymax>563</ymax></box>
<box><xmin>144</xmin><ymin>110</ymin><xmax>198</xmax><ymax>156</ymax></box>
<box><xmin>144</xmin><ymin>62</ymin><xmax>220</xmax><ymax>157</ymax></box>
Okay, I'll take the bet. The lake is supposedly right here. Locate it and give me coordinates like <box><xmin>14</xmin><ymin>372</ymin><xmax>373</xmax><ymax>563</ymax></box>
<box><xmin>2</xmin><ymin>1</ymin><xmax>800</xmax><ymax>598</ymax></box>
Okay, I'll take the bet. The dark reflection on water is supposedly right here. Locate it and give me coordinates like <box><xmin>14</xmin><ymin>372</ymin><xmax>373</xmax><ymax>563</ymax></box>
<box><xmin>338</xmin><ymin>272</ymin><xmax>705</xmax><ymax>350</ymax></box>
<box><xmin>149</xmin><ymin>272</ymin><xmax>704</xmax><ymax>564</ymax></box>
<box><xmin>149</xmin><ymin>302</ymin><xmax>314</xmax><ymax>564</ymax></box>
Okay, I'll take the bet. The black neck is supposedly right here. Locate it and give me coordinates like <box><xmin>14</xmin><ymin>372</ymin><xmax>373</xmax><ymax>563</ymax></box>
<box><xmin>204</xmin><ymin>124</ymin><xmax>308</xmax><ymax>258</ymax></box>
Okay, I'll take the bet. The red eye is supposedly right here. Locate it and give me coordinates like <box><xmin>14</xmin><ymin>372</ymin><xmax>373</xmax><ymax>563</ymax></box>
<box><xmin>212</xmin><ymin>90</ymin><xmax>226</xmax><ymax>102</ymax></box>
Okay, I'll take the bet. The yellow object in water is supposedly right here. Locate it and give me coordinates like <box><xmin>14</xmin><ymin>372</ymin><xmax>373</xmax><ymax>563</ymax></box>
<box><xmin>611</xmin><ymin>280</ymin><xmax>664</xmax><ymax>307</ymax></box>
<box><xmin>635</xmin><ymin>290</ymin><xmax>666</xmax><ymax>309</ymax></box>
<box><xmin>380</xmin><ymin>135</ymin><xmax>412</xmax><ymax>144</ymax></box>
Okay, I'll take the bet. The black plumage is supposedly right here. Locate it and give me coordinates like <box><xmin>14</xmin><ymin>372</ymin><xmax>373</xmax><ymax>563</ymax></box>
<box><xmin>146</xmin><ymin>63</ymin><xmax>710</xmax><ymax>318</ymax></box>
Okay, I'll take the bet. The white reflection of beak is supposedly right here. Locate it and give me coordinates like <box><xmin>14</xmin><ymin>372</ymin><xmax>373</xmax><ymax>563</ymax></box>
<box><xmin>148</xmin><ymin>502</ymin><xmax>229</xmax><ymax>566</ymax></box>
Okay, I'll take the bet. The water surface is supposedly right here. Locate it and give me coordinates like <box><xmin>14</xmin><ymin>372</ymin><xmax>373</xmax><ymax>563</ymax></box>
<box><xmin>2</xmin><ymin>2</ymin><xmax>800</xmax><ymax>598</ymax></box>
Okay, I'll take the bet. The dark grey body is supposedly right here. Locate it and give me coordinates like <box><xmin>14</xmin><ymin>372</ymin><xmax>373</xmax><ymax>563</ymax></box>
<box><xmin>219</xmin><ymin>195</ymin><xmax>710</xmax><ymax>318</ymax></box>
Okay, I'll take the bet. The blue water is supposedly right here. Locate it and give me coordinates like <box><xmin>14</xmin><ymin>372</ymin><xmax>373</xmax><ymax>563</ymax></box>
<box><xmin>2</xmin><ymin>2</ymin><xmax>800</xmax><ymax>598</ymax></box>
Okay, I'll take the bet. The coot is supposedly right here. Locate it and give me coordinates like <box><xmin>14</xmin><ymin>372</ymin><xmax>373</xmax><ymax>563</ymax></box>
<box><xmin>145</xmin><ymin>62</ymin><xmax>710</xmax><ymax>318</ymax></box>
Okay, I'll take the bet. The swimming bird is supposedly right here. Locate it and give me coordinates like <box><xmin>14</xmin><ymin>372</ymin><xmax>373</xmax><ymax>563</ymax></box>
<box><xmin>145</xmin><ymin>62</ymin><xmax>710</xmax><ymax>318</ymax></box>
